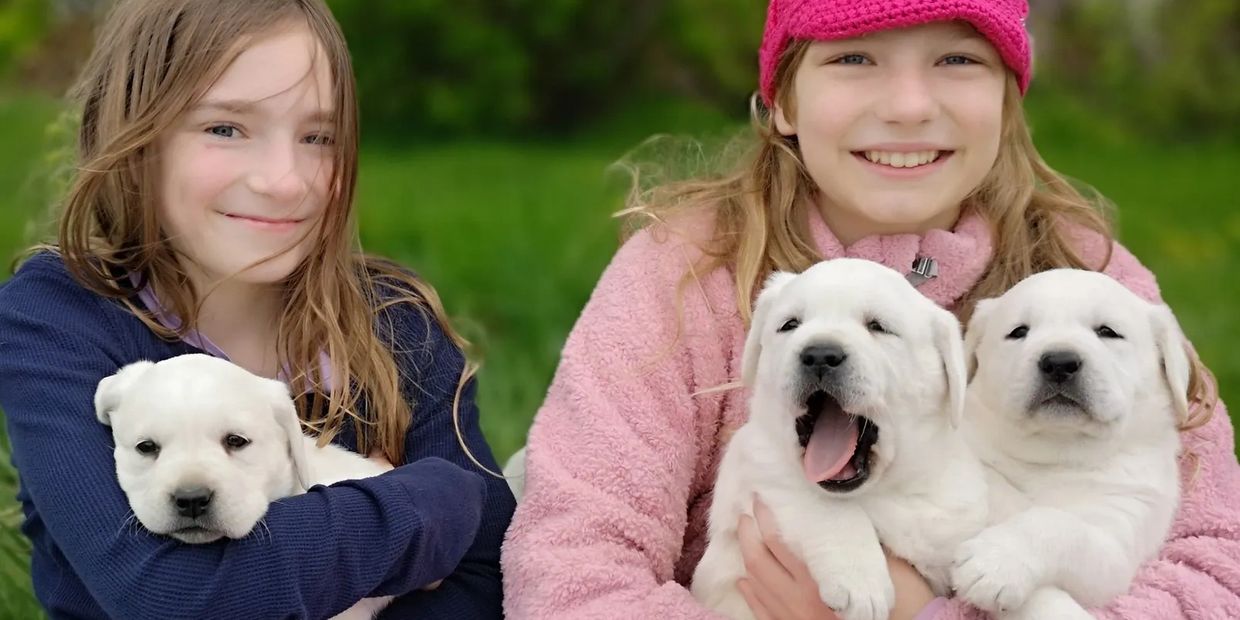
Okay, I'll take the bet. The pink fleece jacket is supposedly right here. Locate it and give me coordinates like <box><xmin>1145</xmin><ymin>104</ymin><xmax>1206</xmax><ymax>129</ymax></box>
<box><xmin>501</xmin><ymin>207</ymin><xmax>1240</xmax><ymax>619</ymax></box>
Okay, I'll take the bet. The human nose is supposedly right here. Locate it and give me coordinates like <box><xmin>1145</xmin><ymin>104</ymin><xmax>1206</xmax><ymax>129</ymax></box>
<box><xmin>873</xmin><ymin>65</ymin><xmax>940</xmax><ymax>126</ymax></box>
<box><xmin>245</xmin><ymin>138</ymin><xmax>310</xmax><ymax>203</ymax></box>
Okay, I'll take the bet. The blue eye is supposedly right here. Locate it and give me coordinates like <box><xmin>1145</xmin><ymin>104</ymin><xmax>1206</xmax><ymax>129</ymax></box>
<box><xmin>940</xmin><ymin>55</ymin><xmax>977</xmax><ymax>66</ymax></box>
<box><xmin>831</xmin><ymin>53</ymin><xmax>871</xmax><ymax>65</ymax></box>
<box><xmin>304</xmin><ymin>134</ymin><xmax>335</xmax><ymax>146</ymax></box>
<box><xmin>207</xmin><ymin>125</ymin><xmax>239</xmax><ymax>139</ymax></box>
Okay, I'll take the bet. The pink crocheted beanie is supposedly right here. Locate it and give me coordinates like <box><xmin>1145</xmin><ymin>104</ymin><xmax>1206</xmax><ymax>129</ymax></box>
<box><xmin>759</xmin><ymin>0</ymin><xmax>1031</xmax><ymax>105</ymax></box>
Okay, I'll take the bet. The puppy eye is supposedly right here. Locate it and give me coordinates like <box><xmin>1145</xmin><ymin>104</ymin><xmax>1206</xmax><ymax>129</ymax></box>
<box><xmin>866</xmin><ymin>319</ymin><xmax>890</xmax><ymax>335</ymax></box>
<box><xmin>777</xmin><ymin>318</ymin><xmax>800</xmax><ymax>333</ymax></box>
<box><xmin>223</xmin><ymin>434</ymin><xmax>251</xmax><ymax>451</ymax></box>
<box><xmin>1095</xmin><ymin>325</ymin><xmax>1123</xmax><ymax>339</ymax></box>
<box><xmin>1005</xmin><ymin>325</ymin><xmax>1029</xmax><ymax>340</ymax></box>
<box><xmin>135</xmin><ymin>440</ymin><xmax>160</xmax><ymax>457</ymax></box>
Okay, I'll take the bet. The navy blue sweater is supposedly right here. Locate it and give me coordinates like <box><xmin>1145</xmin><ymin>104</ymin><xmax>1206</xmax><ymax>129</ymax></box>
<box><xmin>0</xmin><ymin>252</ymin><xmax>515</xmax><ymax>619</ymax></box>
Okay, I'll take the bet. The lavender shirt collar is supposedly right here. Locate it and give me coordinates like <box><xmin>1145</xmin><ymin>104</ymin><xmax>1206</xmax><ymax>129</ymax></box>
<box><xmin>131</xmin><ymin>274</ymin><xmax>332</xmax><ymax>393</ymax></box>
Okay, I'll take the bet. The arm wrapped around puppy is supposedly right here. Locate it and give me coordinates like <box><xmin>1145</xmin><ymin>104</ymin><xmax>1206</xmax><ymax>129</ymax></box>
<box><xmin>367</xmin><ymin>300</ymin><xmax>516</xmax><ymax>619</ymax></box>
<box><xmin>0</xmin><ymin>264</ymin><xmax>486</xmax><ymax>620</ymax></box>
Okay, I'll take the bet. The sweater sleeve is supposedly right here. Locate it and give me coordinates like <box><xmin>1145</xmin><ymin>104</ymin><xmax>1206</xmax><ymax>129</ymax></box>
<box><xmin>502</xmin><ymin>226</ymin><xmax>733</xmax><ymax>619</ymax></box>
<box><xmin>373</xmin><ymin>302</ymin><xmax>515</xmax><ymax>619</ymax></box>
<box><xmin>928</xmin><ymin>242</ymin><xmax>1240</xmax><ymax>620</ymax></box>
<box><xmin>0</xmin><ymin>262</ymin><xmax>486</xmax><ymax>620</ymax></box>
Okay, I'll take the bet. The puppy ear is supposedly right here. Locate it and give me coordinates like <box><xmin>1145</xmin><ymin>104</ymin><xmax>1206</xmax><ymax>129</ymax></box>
<box><xmin>963</xmin><ymin>298</ymin><xmax>994</xmax><ymax>383</ymax></box>
<box><xmin>264</xmin><ymin>379</ymin><xmax>313</xmax><ymax>492</ymax></box>
<box><xmin>1150</xmin><ymin>304</ymin><xmax>1191</xmax><ymax>425</ymax></box>
<box><xmin>742</xmin><ymin>271</ymin><xmax>796</xmax><ymax>387</ymax></box>
<box><xmin>94</xmin><ymin>361</ymin><xmax>155</xmax><ymax>426</ymax></box>
<box><xmin>931</xmin><ymin>307</ymin><xmax>967</xmax><ymax>428</ymax></box>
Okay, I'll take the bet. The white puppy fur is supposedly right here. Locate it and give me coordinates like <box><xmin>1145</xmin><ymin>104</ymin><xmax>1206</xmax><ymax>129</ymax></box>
<box><xmin>503</xmin><ymin>446</ymin><xmax>527</xmax><ymax>502</ymax></box>
<box><xmin>692</xmin><ymin>258</ymin><xmax>988</xmax><ymax>620</ymax></box>
<box><xmin>95</xmin><ymin>353</ymin><xmax>392</xmax><ymax>620</ymax></box>
<box><xmin>951</xmin><ymin>269</ymin><xmax>1186</xmax><ymax>620</ymax></box>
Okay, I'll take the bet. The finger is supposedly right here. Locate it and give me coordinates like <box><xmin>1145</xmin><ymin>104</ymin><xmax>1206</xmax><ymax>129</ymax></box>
<box><xmin>420</xmin><ymin>579</ymin><xmax>443</xmax><ymax>591</ymax></box>
<box><xmin>752</xmin><ymin>499</ymin><xmax>813</xmax><ymax>583</ymax></box>
<box><xmin>741</xmin><ymin>574</ymin><xmax>795</xmax><ymax>620</ymax></box>
<box><xmin>737</xmin><ymin>578</ymin><xmax>777</xmax><ymax>620</ymax></box>
<box><xmin>752</xmin><ymin>502</ymin><xmax>844</xmax><ymax>620</ymax></box>
<box><xmin>738</xmin><ymin>514</ymin><xmax>793</xmax><ymax>583</ymax></box>
<box><xmin>738</xmin><ymin>515</ymin><xmax>801</xmax><ymax>618</ymax></box>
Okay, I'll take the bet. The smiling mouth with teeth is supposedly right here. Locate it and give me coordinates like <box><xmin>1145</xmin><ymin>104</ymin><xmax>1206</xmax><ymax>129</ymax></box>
<box><xmin>796</xmin><ymin>391</ymin><xmax>880</xmax><ymax>493</ymax></box>
<box><xmin>854</xmin><ymin>150</ymin><xmax>951</xmax><ymax>169</ymax></box>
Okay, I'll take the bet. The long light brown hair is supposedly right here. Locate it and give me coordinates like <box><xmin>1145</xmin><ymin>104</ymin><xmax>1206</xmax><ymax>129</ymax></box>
<box><xmin>621</xmin><ymin>38</ymin><xmax>1216</xmax><ymax>430</ymax></box>
<box><xmin>42</xmin><ymin>0</ymin><xmax>477</xmax><ymax>464</ymax></box>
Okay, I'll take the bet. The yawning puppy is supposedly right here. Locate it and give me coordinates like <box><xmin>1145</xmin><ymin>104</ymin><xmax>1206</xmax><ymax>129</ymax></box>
<box><xmin>95</xmin><ymin>354</ymin><xmax>392</xmax><ymax>620</ymax></box>
<box><xmin>951</xmin><ymin>269</ymin><xmax>1187</xmax><ymax>620</ymax></box>
<box><xmin>692</xmin><ymin>259</ymin><xmax>987</xmax><ymax>620</ymax></box>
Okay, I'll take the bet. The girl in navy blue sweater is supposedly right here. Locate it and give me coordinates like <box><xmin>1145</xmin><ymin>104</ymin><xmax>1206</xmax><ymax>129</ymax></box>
<box><xmin>0</xmin><ymin>0</ymin><xmax>513</xmax><ymax>617</ymax></box>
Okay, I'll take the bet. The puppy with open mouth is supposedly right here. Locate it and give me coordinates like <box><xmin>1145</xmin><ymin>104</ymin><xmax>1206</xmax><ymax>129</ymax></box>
<box><xmin>951</xmin><ymin>269</ymin><xmax>1188</xmax><ymax>619</ymax></box>
<box><xmin>95</xmin><ymin>354</ymin><xmax>394</xmax><ymax>620</ymax></box>
<box><xmin>691</xmin><ymin>258</ymin><xmax>987</xmax><ymax>620</ymax></box>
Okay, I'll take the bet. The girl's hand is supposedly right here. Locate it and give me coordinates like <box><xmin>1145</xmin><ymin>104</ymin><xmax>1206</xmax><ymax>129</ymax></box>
<box><xmin>737</xmin><ymin>499</ymin><xmax>936</xmax><ymax>620</ymax></box>
<box><xmin>736</xmin><ymin>499</ymin><xmax>840</xmax><ymax>620</ymax></box>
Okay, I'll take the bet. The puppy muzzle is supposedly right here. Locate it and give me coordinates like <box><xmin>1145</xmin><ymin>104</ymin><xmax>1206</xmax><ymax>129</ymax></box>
<box><xmin>794</xmin><ymin>343</ymin><xmax>880</xmax><ymax>494</ymax></box>
<box><xmin>1030</xmin><ymin>350</ymin><xmax>1093</xmax><ymax>417</ymax></box>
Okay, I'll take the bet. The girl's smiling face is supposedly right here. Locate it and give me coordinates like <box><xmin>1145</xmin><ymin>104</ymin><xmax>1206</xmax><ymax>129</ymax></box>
<box><xmin>774</xmin><ymin>21</ymin><xmax>1007</xmax><ymax>245</ymax></box>
<box><xmin>157</xmin><ymin>20</ymin><xmax>336</xmax><ymax>286</ymax></box>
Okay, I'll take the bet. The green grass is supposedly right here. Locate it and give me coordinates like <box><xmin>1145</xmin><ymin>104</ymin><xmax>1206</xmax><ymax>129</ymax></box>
<box><xmin>356</xmin><ymin>142</ymin><xmax>624</xmax><ymax>457</ymax></box>
<box><xmin>0</xmin><ymin>93</ymin><xmax>1235</xmax><ymax>615</ymax></box>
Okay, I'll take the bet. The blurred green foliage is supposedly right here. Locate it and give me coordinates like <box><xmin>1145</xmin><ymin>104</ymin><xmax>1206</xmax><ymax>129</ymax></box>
<box><xmin>0</xmin><ymin>0</ymin><xmax>50</xmax><ymax>80</ymax></box>
<box><xmin>327</xmin><ymin>0</ymin><xmax>762</xmax><ymax>137</ymax></box>
<box><xmin>1032</xmin><ymin>0</ymin><xmax>1240</xmax><ymax>139</ymax></box>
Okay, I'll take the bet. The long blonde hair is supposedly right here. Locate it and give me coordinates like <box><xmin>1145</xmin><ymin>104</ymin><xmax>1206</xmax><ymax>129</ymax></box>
<box><xmin>41</xmin><ymin>0</ymin><xmax>476</xmax><ymax>464</ymax></box>
<box><xmin>621</xmin><ymin>38</ymin><xmax>1216</xmax><ymax>431</ymax></box>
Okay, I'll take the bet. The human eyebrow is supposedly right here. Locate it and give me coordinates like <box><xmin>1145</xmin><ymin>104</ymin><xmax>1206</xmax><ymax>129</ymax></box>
<box><xmin>304</xmin><ymin>109</ymin><xmax>337</xmax><ymax>125</ymax></box>
<box><xmin>946</xmin><ymin>29</ymin><xmax>994</xmax><ymax>49</ymax></box>
<box><xmin>191</xmin><ymin>99</ymin><xmax>259</xmax><ymax>115</ymax></box>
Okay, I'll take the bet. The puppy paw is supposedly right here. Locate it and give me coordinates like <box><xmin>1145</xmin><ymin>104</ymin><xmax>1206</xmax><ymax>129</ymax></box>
<box><xmin>1001</xmin><ymin>587</ymin><xmax>1092</xmax><ymax>620</ymax></box>
<box><xmin>951</xmin><ymin>529</ymin><xmax>1042</xmax><ymax>613</ymax></box>
<box><xmin>811</xmin><ymin>556</ymin><xmax>894</xmax><ymax>620</ymax></box>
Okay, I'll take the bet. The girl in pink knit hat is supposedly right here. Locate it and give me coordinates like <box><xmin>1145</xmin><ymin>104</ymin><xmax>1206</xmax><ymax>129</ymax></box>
<box><xmin>503</xmin><ymin>1</ymin><xmax>1238</xmax><ymax>619</ymax></box>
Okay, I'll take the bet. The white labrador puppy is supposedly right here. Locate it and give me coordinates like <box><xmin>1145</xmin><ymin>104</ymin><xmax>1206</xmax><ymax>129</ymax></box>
<box><xmin>692</xmin><ymin>258</ymin><xmax>987</xmax><ymax>620</ymax></box>
<box><xmin>95</xmin><ymin>353</ymin><xmax>392</xmax><ymax>620</ymax></box>
<box><xmin>952</xmin><ymin>269</ymin><xmax>1186</xmax><ymax>620</ymax></box>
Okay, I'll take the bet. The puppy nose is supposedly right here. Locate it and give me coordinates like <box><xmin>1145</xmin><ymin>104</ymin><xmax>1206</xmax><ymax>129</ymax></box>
<box><xmin>172</xmin><ymin>488</ymin><xmax>214</xmax><ymax>519</ymax></box>
<box><xmin>800</xmin><ymin>344</ymin><xmax>848</xmax><ymax>376</ymax></box>
<box><xmin>1038</xmin><ymin>351</ymin><xmax>1082</xmax><ymax>383</ymax></box>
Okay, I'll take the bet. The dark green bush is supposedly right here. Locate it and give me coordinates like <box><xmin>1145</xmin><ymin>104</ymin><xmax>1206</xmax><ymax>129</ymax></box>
<box><xmin>328</xmin><ymin>0</ymin><xmax>762</xmax><ymax>137</ymax></box>
<box><xmin>1030</xmin><ymin>0</ymin><xmax>1240</xmax><ymax>140</ymax></box>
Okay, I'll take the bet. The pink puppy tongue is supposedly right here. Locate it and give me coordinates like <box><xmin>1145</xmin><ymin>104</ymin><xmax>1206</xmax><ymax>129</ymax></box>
<box><xmin>803</xmin><ymin>410</ymin><xmax>860</xmax><ymax>484</ymax></box>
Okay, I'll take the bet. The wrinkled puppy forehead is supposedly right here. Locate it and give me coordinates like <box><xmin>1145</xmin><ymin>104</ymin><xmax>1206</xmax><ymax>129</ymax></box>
<box><xmin>781</xmin><ymin>259</ymin><xmax>925</xmax><ymax>317</ymax></box>
<box><xmin>1006</xmin><ymin>269</ymin><xmax>1142</xmax><ymax>306</ymax></box>
<box><xmin>109</xmin><ymin>356</ymin><xmax>282</xmax><ymax>433</ymax></box>
<box><xmin>988</xmin><ymin>270</ymin><xmax>1149</xmax><ymax>327</ymax></box>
